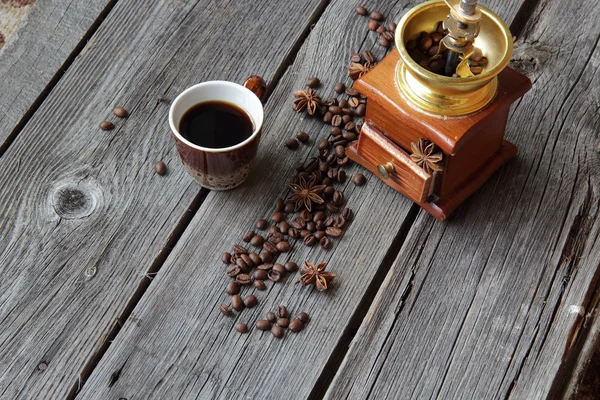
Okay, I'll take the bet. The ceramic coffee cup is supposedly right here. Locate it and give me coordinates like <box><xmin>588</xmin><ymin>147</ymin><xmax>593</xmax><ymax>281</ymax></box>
<box><xmin>169</xmin><ymin>76</ymin><xmax>266</xmax><ymax>190</ymax></box>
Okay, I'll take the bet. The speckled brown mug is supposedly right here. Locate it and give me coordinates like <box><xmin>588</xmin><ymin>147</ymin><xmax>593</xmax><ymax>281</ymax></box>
<box><xmin>169</xmin><ymin>76</ymin><xmax>266</xmax><ymax>190</ymax></box>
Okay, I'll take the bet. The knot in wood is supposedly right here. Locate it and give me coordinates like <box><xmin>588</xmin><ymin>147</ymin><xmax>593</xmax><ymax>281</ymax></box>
<box><xmin>50</xmin><ymin>180</ymin><xmax>100</xmax><ymax>220</ymax></box>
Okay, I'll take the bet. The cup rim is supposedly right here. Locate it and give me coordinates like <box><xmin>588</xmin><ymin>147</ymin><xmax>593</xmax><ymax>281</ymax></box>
<box><xmin>169</xmin><ymin>80</ymin><xmax>264</xmax><ymax>153</ymax></box>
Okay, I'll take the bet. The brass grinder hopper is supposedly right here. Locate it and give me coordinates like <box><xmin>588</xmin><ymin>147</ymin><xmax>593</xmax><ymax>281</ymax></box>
<box><xmin>346</xmin><ymin>0</ymin><xmax>532</xmax><ymax>220</ymax></box>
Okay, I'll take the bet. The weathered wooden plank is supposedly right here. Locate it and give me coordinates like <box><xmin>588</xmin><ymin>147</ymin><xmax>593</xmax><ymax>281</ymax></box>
<box><xmin>76</xmin><ymin>0</ymin><xmax>528</xmax><ymax>399</ymax></box>
<box><xmin>0</xmin><ymin>0</ymin><xmax>328</xmax><ymax>398</ymax></box>
<box><xmin>0</xmin><ymin>0</ymin><xmax>113</xmax><ymax>148</ymax></box>
<box><xmin>325</xmin><ymin>0</ymin><xmax>600</xmax><ymax>399</ymax></box>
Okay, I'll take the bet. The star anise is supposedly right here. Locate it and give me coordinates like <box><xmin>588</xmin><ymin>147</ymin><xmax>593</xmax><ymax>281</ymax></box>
<box><xmin>410</xmin><ymin>138</ymin><xmax>444</xmax><ymax>174</ymax></box>
<box><xmin>297</xmin><ymin>261</ymin><xmax>336</xmax><ymax>291</ymax></box>
<box><xmin>287</xmin><ymin>175</ymin><xmax>325</xmax><ymax>211</ymax></box>
<box><xmin>347</xmin><ymin>61</ymin><xmax>372</xmax><ymax>80</ymax></box>
<box><xmin>292</xmin><ymin>89</ymin><xmax>321</xmax><ymax>116</ymax></box>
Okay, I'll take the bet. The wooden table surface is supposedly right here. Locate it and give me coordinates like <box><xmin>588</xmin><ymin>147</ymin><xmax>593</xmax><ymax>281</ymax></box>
<box><xmin>1</xmin><ymin>1</ymin><xmax>598</xmax><ymax>399</ymax></box>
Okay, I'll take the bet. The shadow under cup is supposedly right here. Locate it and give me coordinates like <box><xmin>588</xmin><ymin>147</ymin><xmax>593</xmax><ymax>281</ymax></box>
<box><xmin>169</xmin><ymin>81</ymin><xmax>264</xmax><ymax>190</ymax></box>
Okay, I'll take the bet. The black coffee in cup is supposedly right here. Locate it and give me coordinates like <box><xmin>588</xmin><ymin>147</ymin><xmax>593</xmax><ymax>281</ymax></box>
<box><xmin>179</xmin><ymin>101</ymin><xmax>253</xmax><ymax>148</ymax></box>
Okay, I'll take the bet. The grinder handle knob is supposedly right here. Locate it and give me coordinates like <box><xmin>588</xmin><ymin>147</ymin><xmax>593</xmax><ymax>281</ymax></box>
<box><xmin>377</xmin><ymin>162</ymin><xmax>395</xmax><ymax>179</ymax></box>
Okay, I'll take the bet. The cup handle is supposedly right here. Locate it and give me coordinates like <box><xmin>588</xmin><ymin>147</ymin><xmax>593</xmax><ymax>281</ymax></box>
<box><xmin>243</xmin><ymin>75</ymin><xmax>267</xmax><ymax>103</ymax></box>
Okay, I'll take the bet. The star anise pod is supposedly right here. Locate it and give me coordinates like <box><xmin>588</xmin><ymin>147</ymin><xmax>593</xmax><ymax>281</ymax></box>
<box><xmin>347</xmin><ymin>61</ymin><xmax>371</xmax><ymax>80</ymax></box>
<box><xmin>292</xmin><ymin>89</ymin><xmax>321</xmax><ymax>116</ymax></box>
<box><xmin>410</xmin><ymin>138</ymin><xmax>444</xmax><ymax>174</ymax></box>
<box><xmin>297</xmin><ymin>261</ymin><xmax>335</xmax><ymax>291</ymax></box>
<box><xmin>287</xmin><ymin>175</ymin><xmax>325</xmax><ymax>211</ymax></box>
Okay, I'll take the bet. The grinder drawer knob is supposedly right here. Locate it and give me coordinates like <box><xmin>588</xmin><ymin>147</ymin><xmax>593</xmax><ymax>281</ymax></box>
<box><xmin>377</xmin><ymin>162</ymin><xmax>395</xmax><ymax>179</ymax></box>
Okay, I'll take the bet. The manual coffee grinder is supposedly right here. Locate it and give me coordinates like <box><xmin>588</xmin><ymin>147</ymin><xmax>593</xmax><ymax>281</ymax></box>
<box><xmin>346</xmin><ymin>0</ymin><xmax>531</xmax><ymax>220</ymax></box>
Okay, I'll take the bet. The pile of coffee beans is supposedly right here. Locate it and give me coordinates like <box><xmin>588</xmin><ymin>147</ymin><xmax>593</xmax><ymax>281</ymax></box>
<box><xmin>405</xmin><ymin>22</ymin><xmax>487</xmax><ymax>77</ymax></box>
<box><xmin>355</xmin><ymin>5</ymin><xmax>396</xmax><ymax>49</ymax></box>
<box><xmin>99</xmin><ymin>105</ymin><xmax>129</xmax><ymax>131</ymax></box>
<box><xmin>255</xmin><ymin>306</ymin><xmax>309</xmax><ymax>338</ymax></box>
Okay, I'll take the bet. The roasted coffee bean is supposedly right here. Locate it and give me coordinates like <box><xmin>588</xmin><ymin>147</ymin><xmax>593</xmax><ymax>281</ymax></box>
<box><xmin>342</xmin><ymin>107</ymin><xmax>353</xmax><ymax>116</ymax></box>
<box><xmin>326</xmin><ymin>226</ymin><xmax>343</xmax><ymax>237</ymax></box>
<box><xmin>277</xmin><ymin>318</ymin><xmax>290</xmax><ymax>328</ymax></box>
<box><xmin>276</xmin><ymin>241</ymin><xmax>291</xmax><ymax>252</ymax></box>
<box><xmin>284</xmin><ymin>261</ymin><xmax>298</xmax><ymax>272</ymax></box>
<box><xmin>226</xmin><ymin>265</ymin><xmax>241</xmax><ymax>277</ymax></box>
<box><xmin>268</xmin><ymin>269</ymin><xmax>283</xmax><ymax>282</ymax></box>
<box><xmin>222</xmin><ymin>252</ymin><xmax>232</xmax><ymax>264</ymax></box>
<box><xmin>314</xmin><ymin>230</ymin><xmax>326</xmax><ymax>240</ymax></box>
<box><xmin>299</xmin><ymin>229</ymin><xmax>311</xmax><ymax>239</ymax></box>
<box><xmin>328</xmin><ymin>169</ymin><xmax>338</xmax><ymax>180</ymax></box>
<box><xmin>351</xmin><ymin>53</ymin><xmax>362</xmax><ymax>63</ymax></box>
<box><xmin>253</xmin><ymin>279</ymin><xmax>266</xmax><ymax>290</ymax></box>
<box><xmin>289</xmin><ymin>319</ymin><xmax>305</xmax><ymax>332</ymax></box>
<box><xmin>235</xmin><ymin>322</ymin><xmax>248</xmax><ymax>333</ymax></box>
<box><xmin>292</xmin><ymin>217</ymin><xmax>306</xmax><ymax>230</ymax></box>
<box><xmin>334</xmin><ymin>216</ymin><xmax>347</xmax><ymax>229</ymax></box>
<box><xmin>99</xmin><ymin>121</ymin><xmax>114</xmax><ymax>130</ymax></box>
<box><xmin>355</xmin><ymin>5</ymin><xmax>368</xmax><ymax>15</ymax></box>
<box><xmin>256</xmin><ymin>320</ymin><xmax>271</xmax><ymax>331</ymax></box>
<box><xmin>340</xmin><ymin>99</ymin><xmax>350</xmax><ymax>109</ymax></box>
<box><xmin>266</xmin><ymin>311</ymin><xmax>277</xmax><ymax>323</ymax></box>
<box><xmin>335</xmin><ymin>145</ymin><xmax>346</xmax><ymax>159</ymax></box>
<box><xmin>277</xmin><ymin>306</ymin><xmax>289</xmax><ymax>318</ymax></box>
<box><xmin>235</xmin><ymin>257</ymin><xmax>249</xmax><ymax>270</ymax></box>
<box><xmin>324</xmin><ymin>186</ymin><xmax>335</xmax><ymax>198</ymax></box>
<box><xmin>338</xmin><ymin>156</ymin><xmax>351</xmax><ymax>166</ymax></box>
<box><xmin>113</xmin><ymin>106</ymin><xmax>128</xmax><ymax>118</ymax></box>
<box><xmin>297</xmin><ymin>312</ymin><xmax>310</xmax><ymax>323</ymax></box>
<box><xmin>383</xmin><ymin>31</ymin><xmax>394</xmax><ymax>41</ymax></box>
<box><xmin>154</xmin><ymin>160</ymin><xmax>167</xmax><ymax>176</ymax></box>
<box><xmin>236</xmin><ymin>274</ymin><xmax>252</xmax><ymax>285</ymax></box>
<box><xmin>271</xmin><ymin>325</ymin><xmax>284</xmax><ymax>338</ymax></box>
<box><xmin>275</xmin><ymin>198</ymin><xmax>285</xmax><ymax>211</ymax></box>
<box><xmin>470</xmin><ymin>66</ymin><xmax>483</xmax><ymax>74</ymax></box>
<box><xmin>320</xmin><ymin>236</ymin><xmax>332</xmax><ymax>249</ymax></box>
<box><xmin>256</xmin><ymin>219</ymin><xmax>269</xmax><ymax>230</ymax></box>
<box><xmin>269</xmin><ymin>225</ymin><xmax>279</xmax><ymax>236</ymax></box>
<box><xmin>263</xmin><ymin>242</ymin><xmax>278</xmax><ymax>254</ymax></box>
<box><xmin>337</xmin><ymin>170</ymin><xmax>347</xmax><ymax>183</ymax></box>
<box><xmin>355</xmin><ymin>103</ymin><xmax>366</xmax><ymax>117</ymax></box>
<box><xmin>220</xmin><ymin>304</ymin><xmax>233</xmax><ymax>316</ymax></box>
<box><xmin>324</xmin><ymin>216</ymin><xmax>334</xmax><ymax>227</ymax></box>
<box><xmin>333</xmin><ymin>83</ymin><xmax>346</xmax><ymax>96</ymax></box>
<box><xmin>258</xmin><ymin>263</ymin><xmax>273</xmax><ymax>270</ymax></box>
<box><xmin>388</xmin><ymin>22</ymin><xmax>397</xmax><ymax>32</ymax></box>
<box><xmin>428</xmin><ymin>45</ymin><xmax>439</xmax><ymax>57</ymax></box>
<box><xmin>313</xmin><ymin>211</ymin><xmax>326</xmax><ymax>222</ymax></box>
<box><xmin>317</xmin><ymin>139</ymin><xmax>330</xmax><ymax>151</ymax></box>
<box><xmin>319</xmin><ymin>162</ymin><xmax>329</xmax><ymax>173</ymax></box>
<box><xmin>277</xmin><ymin>221</ymin><xmax>289</xmax><ymax>234</ymax></box>
<box><xmin>331</xmin><ymin>115</ymin><xmax>342</xmax><ymax>127</ymax></box>
<box><xmin>243</xmin><ymin>295</ymin><xmax>258</xmax><ymax>308</ymax></box>
<box><xmin>363</xmin><ymin>50</ymin><xmax>375</xmax><ymax>63</ymax></box>
<box><xmin>273</xmin><ymin>263</ymin><xmax>286</xmax><ymax>274</ymax></box>
<box><xmin>306</xmin><ymin>221</ymin><xmax>316</xmax><ymax>232</ymax></box>
<box><xmin>306</xmin><ymin>77</ymin><xmax>320</xmax><ymax>88</ymax></box>
<box><xmin>231</xmin><ymin>295</ymin><xmax>244</xmax><ymax>311</ymax></box>
<box><xmin>288</xmin><ymin>227</ymin><xmax>299</xmax><ymax>239</ymax></box>
<box><xmin>254</xmin><ymin>269</ymin><xmax>268</xmax><ymax>280</ymax></box>
<box><xmin>429</xmin><ymin>59</ymin><xmax>445</xmax><ymax>74</ymax></box>
<box><xmin>286</xmin><ymin>138</ymin><xmax>299</xmax><ymax>150</ymax></box>
<box><xmin>296</xmin><ymin>131</ymin><xmax>310</xmax><ymax>143</ymax></box>
<box><xmin>260</xmin><ymin>251</ymin><xmax>274</xmax><ymax>264</ymax></box>
<box><xmin>233</xmin><ymin>245</ymin><xmax>247</xmax><ymax>254</ymax></box>
<box><xmin>345</xmin><ymin>87</ymin><xmax>359</xmax><ymax>97</ymax></box>
<box><xmin>329</xmin><ymin>105</ymin><xmax>343</xmax><ymax>115</ymax></box>
<box><xmin>226</xmin><ymin>281</ymin><xmax>240</xmax><ymax>295</ymax></box>
<box><xmin>304</xmin><ymin>234</ymin><xmax>317</xmax><ymax>246</ymax></box>
<box><xmin>299</xmin><ymin>209</ymin><xmax>312</xmax><ymax>221</ymax></box>
<box><xmin>284</xmin><ymin>202</ymin><xmax>295</xmax><ymax>213</ymax></box>
<box><xmin>332</xmin><ymin>190</ymin><xmax>344</xmax><ymax>206</ymax></box>
<box><xmin>304</xmin><ymin>157</ymin><xmax>319</xmax><ymax>172</ymax></box>
<box><xmin>323</xmin><ymin>111</ymin><xmax>333</xmax><ymax>124</ymax></box>
<box><xmin>240</xmin><ymin>253</ymin><xmax>253</xmax><ymax>268</ymax></box>
<box><xmin>346</xmin><ymin>96</ymin><xmax>359</xmax><ymax>108</ymax></box>
<box><xmin>376</xmin><ymin>25</ymin><xmax>386</xmax><ymax>34</ymax></box>
<box><xmin>343</xmin><ymin>130</ymin><xmax>357</xmax><ymax>141</ymax></box>
<box><xmin>326</xmin><ymin>203</ymin><xmax>340</xmax><ymax>213</ymax></box>
<box><xmin>325</xmin><ymin>153</ymin><xmax>337</xmax><ymax>166</ymax></box>
<box><xmin>271</xmin><ymin>212</ymin><xmax>285</xmax><ymax>223</ymax></box>
<box><xmin>242</xmin><ymin>231</ymin><xmax>255</xmax><ymax>242</ymax></box>
<box><xmin>406</xmin><ymin>39</ymin><xmax>416</xmax><ymax>50</ymax></box>
<box><xmin>378</xmin><ymin>37</ymin><xmax>391</xmax><ymax>48</ymax></box>
<box><xmin>370</xmin><ymin>10</ymin><xmax>384</xmax><ymax>20</ymax></box>
<box><xmin>352</xmin><ymin>173</ymin><xmax>366</xmax><ymax>186</ymax></box>
<box><xmin>250</xmin><ymin>235</ymin><xmax>265</xmax><ymax>247</ymax></box>
<box><xmin>419</xmin><ymin>34</ymin><xmax>433</xmax><ymax>51</ymax></box>
<box><xmin>342</xmin><ymin>114</ymin><xmax>352</xmax><ymax>124</ymax></box>
<box><xmin>368</xmin><ymin>19</ymin><xmax>379</xmax><ymax>31</ymax></box>
<box><xmin>269</xmin><ymin>232</ymin><xmax>285</xmax><ymax>244</ymax></box>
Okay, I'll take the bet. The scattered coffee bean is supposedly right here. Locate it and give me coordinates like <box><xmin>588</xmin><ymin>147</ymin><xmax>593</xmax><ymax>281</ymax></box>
<box><xmin>304</xmin><ymin>234</ymin><xmax>317</xmax><ymax>247</ymax></box>
<box><xmin>235</xmin><ymin>322</ymin><xmax>249</xmax><ymax>333</ymax></box>
<box><xmin>355</xmin><ymin>103</ymin><xmax>366</xmax><ymax>116</ymax></box>
<box><xmin>222</xmin><ymin>252</ymin><xmax>232</xmax><ymax>264</ymax></box>
<box><xmin>263</xmin><ymin>241</ymin><xmax>278</xmax><ymax>254</ymax></box>
<box><xmin>370</xmin><ymin>10</ymin><xmax>384</xmax><ymax>20</ymax></box>
<box><xmin>243</xmin><ymin>295</ymin><xmax>258</xmax><ymax>308</ymax></box>
<box><xmin>335</xmin><ymin>145</ymin><xmax>346</xmax><ymax>159</ymax></box>
<box><xmin>277</xmin><ymin>318</ymin><xmax>290</xmax><ymax>328</ymax></box>
<box><xmin>154</xmin><ymin>160</ymin><xmax>167</xmax><ymax>176</ymax></box>
<box><xmin>249</xmin><ymin>252</ymin><xmax>261</xmax><ymax>265</ymax></box>
<box><xmin>268</xmin><ymin>269</ymin><xmax>283</xmax><ymax>282</ymax></box>
<box><xmin>277</xmin><ymin>306</ymin><xmax>289</xmax><ymax>318</ymax></box>
<box><xmin>260</xmin><ymin>251</ymin><xmax>274</xmax><ymax>263</ymax></box>
<box><xmin>226</xmin><ymin>281</ymin><xmax>240</xmax><ymax>295</ymax></box>
<box><xmin>352</xmin><ymin>173</ymin><xmax>366</xmax><ymax>186</ymax></box>
<box><xmin>329</xmin><ymin>105</ymin><xmax>342</xmax><ymax>115</ymax></box>
<box><xmin>326</xmin><ymin>226</ymin><xmax>343</xmax><ymax>237</ymax></box>
<box><xmin>318</xmin><ymin>139</ymin><xmax>330</xmax><ymax>151</ymax></box>
<box><xmin>323</xmin><ymin>111</ymin><xmax>333</xmax><ymax>124</ymax></box>
<box><xmin>250</xmin><ymin>235</ymin><xmax>265</xmax><ymax>247</ymax></box>
<box><xmin>266</xmin><ymin>311</ymin><xmax>277</xmax><ymax>323</ymax></box>
<box><xmin>388</xmin><ymin>22</ymin><xmax>397</xmax><ymax>32</ymax></box>
<box><xmin>253</xmin><ymin>279</ymin><xmax>266</xmax><ymax>290</ymax></box>
<box><xmin>256</xmin><ymin>320</ymin><xmax>271</xmax><ymax>331</ymax></box>
<box><xmin>351</xmin><ymin>53</ymin><xmax>362</xmax><ymax>63</ymax></box>
<box><xmin>286</xmin><ymin>138</ymin><xmax>299</xmax><ymax>150</ymax></box>
<box><xmin>254</xmin><ymin>269</ymin><xmax>268</xmax><ymax>280</ymax></box>
<box><xmin>236</xmin><ymin>274</ymin><xmax>252</xmax><ymax>286</ymax></box>
<box><xmin>242</xmin><ymin>231</ymin><xmax>255</xmax><ymax>242</ymax></box>
<box><xmin>383</xmin><ymin>31</ymin><xmax>394</xmax><ymax>42</ymax></box>
<box><xmin>320</xmin><ymin>236</ymin><xmax>332</xmax><ymax>249</ymax></box>
<box><xmin>233</xmin><ymin>245</ymin><xmax>247</xmax><ymax>254</ymax></box>
<box><xmin>306</xmin><ymin>77</ymin><xmax>320</xmax><ymax>88</ymax></box>
<box><xmin>271</xmin><ymin>212</ymin><xmax>285</xmax><ymax>223</ymax></box>
<box><xmin>219</xmin><ymin>304</ymin><xmax>233</xmax><ymax>316</ymax></box>
<box><xmin>275</xmin><ymin>198</ymin><xmax>284</xmax><ymax>211</ymax></box>
<box><xmin>378</xmin><ymin>37</ymin><xmax>391</xmax><ymax>48</ymax></box>
<box><xmin>256</xmin><ymin>219</ymin><xmax>269</xmax><ymax>230</ymax></box>
<box><xmin>276</xmin><ymin>241</ymin><xmax>291</xmax><ymax>252</ymax></box>
<box><xmin>334</xmin><ymin>82</ymin><xmax>346</xmax><ymax>94</ymax></box>
<box><xmin>226</xmin><ymin>265</ymin><xmax>241</xmax><ymax>277</ymax></box>
<box><xmin>284</xmin><ymin>202</ymin><xmax>295</xmax><ymax>213</ymax></box>
<box><xmin>338</xmin><ymin>170</ymin><xmax>347</xmax><ymax>183</ymax></box>
<box><xmin>367</xmin><ymin>19</ymin><xmax>379</xmax><ymax>31</ymax></box>
<box><xmin>296</xmin><ymin>131</ymin><xmax>309</xmax><ymax>143</ymax></box>
<box><xmin>231</xmin><ymin>295</ymin><xmax>244</xmax><ymax>311</ymax></box>
<box><xmin>113</xmin><ymin>106</ymin><xmax>128</xmax><ymax>118</ymax></box>
<box><xmin>297</xmin><ymin>312</ymin><xmax>310</xmax><ymax>323</ymax></box>
<box><xmin>278</xmin><ymin>221</ymin><xmax>290</xmax><ymax>234</ymax></box>
<box><xmin>271</xmin><ymin>325</ymin><xmax>284</xmax><ymax>338</ymax></box>
<box><xmin>342</xmin><ymin>114</ymin><xmax>352</xmax><ymax>124</ymax></box>
<box><xmin>284</xmin><ymin>261</ymin><xmax>298</xmax><ymax>272</ymax></box>
<box><xmin>289</xmin><ymin>319</ymin><xmax>305</xmax><ymax>332</ymax></box>
<box><xmin>355</xmin><ymin>5</ymin><xmax>368</xmax><ymax>15</ymax></box>
<box><xmin>332</xmin><ymin>190</ymin><xmax>344</xmax><ymax>206</ymax></box>
<box><xmin>376</xmin><ymin>25</ymin><xmax>386</xmax><ymax>35</ymax></box>
<box><xmin>332</xmin><ymin>115</ymin><xmax>342</xmax><ymax>127</ymax></box>
<box><xmin>345</xmin><ymin>87</ymin><xmax>359</xmax><ymax>96</ymax></box>
<box><xmin>99</xmin><ymin>121</ymin><xmax>114</xmax><ymax>130</ymax></box>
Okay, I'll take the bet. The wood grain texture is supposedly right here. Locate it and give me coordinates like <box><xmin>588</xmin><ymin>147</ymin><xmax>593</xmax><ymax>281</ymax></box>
<box><xmin>0</xmin><ymin>0</ymin><xmax>327</xmax><ymax>398</ymax></box>
<box><xmin>0</xmin><ymin>0</ymin><xmax>112</xmax><ymax>147</ymax></box>
<box><xmin>76</xmin><ymin>1</ymin><xmax>529</xmax><ymax>399</ymax></box>
<box><xmin>326</xmin><ymin>0</ymin><xmax>600</xmax><ymax>398</ymax></box>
